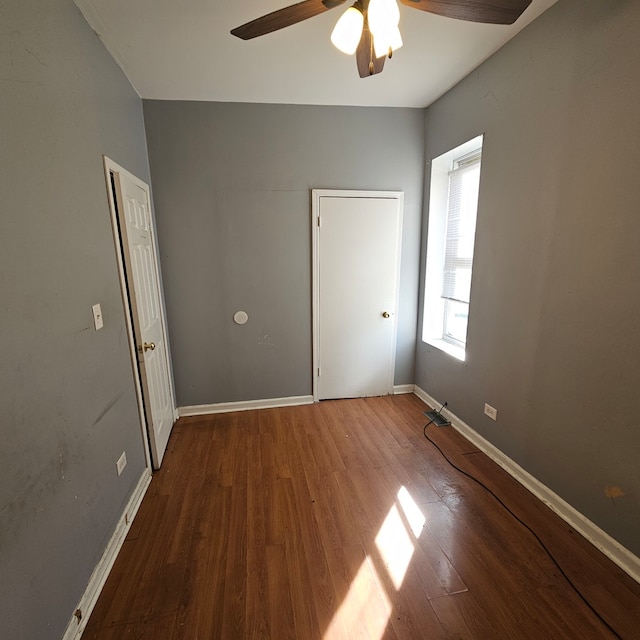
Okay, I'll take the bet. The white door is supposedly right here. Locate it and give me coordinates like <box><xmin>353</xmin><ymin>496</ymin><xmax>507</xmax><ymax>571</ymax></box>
<box><xmin>109</xmin><ymin>162</ymin><xmax>175</xmax><ymax>468</ymax></box>
<box><xmin>313</xmin><ymin>190</ymin><xmax>403</xmax><ymax>400</ymax></box>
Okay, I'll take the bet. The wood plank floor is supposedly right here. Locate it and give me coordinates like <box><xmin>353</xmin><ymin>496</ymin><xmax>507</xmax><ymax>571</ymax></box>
<box><xmin>84</xmin><ymin>394</ymin><xmax>640</xmax><ymax>639</ymax></box>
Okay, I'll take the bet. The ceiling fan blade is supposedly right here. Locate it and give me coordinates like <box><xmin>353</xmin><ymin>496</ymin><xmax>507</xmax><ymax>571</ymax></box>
<box><xmin>398</xmin><ymin>0</ymin><xmax>532</xmax><ymax>25</ymax></box>
<box><xmin>231</xmin><ymin>0</ymin><xmax>346</xmax><ymax>40</ymax></box>
<box><xmin>356</xmin><ymin>16</ymin><xmax>385</xmax><ymax>78</ymax></box>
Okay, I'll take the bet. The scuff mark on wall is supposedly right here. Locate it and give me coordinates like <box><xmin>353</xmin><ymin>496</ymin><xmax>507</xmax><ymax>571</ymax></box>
<box><xmin>11</xmin><ymin>30</ymin><xmax>47</xmax><ymax>67</ymax></box>
<box><xmin>604</xmin><ymin>485</ymin><xmax>624</xmax><ymax>501</ymax></box>
<box><xmin>257</xmin><ymin>334</ymin><xmax>277</xmax><ymax>351</ymax></box>
<box><xmin>0</xmin><ymin>436</ymin><xmax>73</xmax><ymax>548</ymax></box>
<box><xmin>92</xmin><ymin>392</ymin><xmax>125</xmax><ymax>427</ymax></box>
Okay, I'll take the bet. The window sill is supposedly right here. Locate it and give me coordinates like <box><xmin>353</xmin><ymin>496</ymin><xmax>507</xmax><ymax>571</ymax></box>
<box><xmin>424</xmin><ymin>338</ymin><xmax>466</xmax><ymax>362</ymax></box>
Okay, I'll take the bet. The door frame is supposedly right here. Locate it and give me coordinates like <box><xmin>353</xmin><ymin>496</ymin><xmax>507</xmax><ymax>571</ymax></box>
<box><xmin>311</xmin><ymin>189</ymin><xmax>404</xmax><ymax>402</ymax></box>
<box><xmin>103</xmin><ymin>156</ymin><xmax>177</xmax><ymax>470</ymax></box>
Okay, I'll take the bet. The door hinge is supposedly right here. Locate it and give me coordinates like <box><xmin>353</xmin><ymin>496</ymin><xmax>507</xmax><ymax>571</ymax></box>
<box><xmin>317</xmin><ymin>216</ymin><xmax>321</xmax><ymax>227</ymax></box>
<box><xmin>317</xmin><ymin>367</ymin><xmax>321</xmax><ymax>377</ymax></box>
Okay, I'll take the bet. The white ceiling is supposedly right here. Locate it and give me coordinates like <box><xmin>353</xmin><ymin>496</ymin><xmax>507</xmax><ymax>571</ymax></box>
<box><xmin>75</xmin><ymin>0</ymin><xmax>558</xmax><ymax>108</ymax></box>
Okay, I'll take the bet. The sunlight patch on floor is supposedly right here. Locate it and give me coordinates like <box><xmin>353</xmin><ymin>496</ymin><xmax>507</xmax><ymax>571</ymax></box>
<box><xmin>375</xmin><ymin>504</ymin><xmax>415</xmax><ymax>590</ymax></box>
<box><xmin>323</xmin><ymin>556</ymin><xmax>391</xmax><ymax>640</ymax></box>
<box><xmin>323</xmin><ymin>486</ymin><xmax>426</xmax><ymax>640</ymax></box>
<box><xmin>397</xmin><ymin>485</ymin><xmax>426</xmax><ymax>538</ymax></box>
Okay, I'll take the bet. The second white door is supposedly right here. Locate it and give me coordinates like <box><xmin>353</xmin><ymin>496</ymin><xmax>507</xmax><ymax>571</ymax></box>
<box><xmin>110</xmin><ymin>162</ymin><xmax>175</xmax><ymax>468</ymax></box>
<box><xmin>313</xmin><ymin>190</ymin><xmax>403</xmax><ymax>400</ymax></box>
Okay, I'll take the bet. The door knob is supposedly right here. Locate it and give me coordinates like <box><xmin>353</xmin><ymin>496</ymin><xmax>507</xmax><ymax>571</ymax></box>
<box><xmin>143</xmin><ymin>341</ymin><xmax>156</xmax><ymax>352</ymax></box>
<box><xmin>382</xmin><ymin>311</ymin><xmax>390</xmax><ymax>318</ymax></box>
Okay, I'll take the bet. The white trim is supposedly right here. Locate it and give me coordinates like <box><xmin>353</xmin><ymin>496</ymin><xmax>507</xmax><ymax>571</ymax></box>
<box><xmin>393</xmin><ymin>384</ymin><xmax>415</xmax><ymax>395</ymax></box>
<box><xmin>178</xmin><ymin>395</ymin><xmax>314</xmax><ymax>417</ymax></box>
<box><xmin>311</xmin><ymin>189</ymin><xmax>404</xmax><ymax>402</ymax></box>
<box><xmin>413</xmin><ymin>386</ymin><xmax>640</xmax><ymax>585</ymax></box>
<box><xmin>312</xmin><ymin>190</ymin><xmax>319</xmax><ymax>402</ymax></box>
<box><xmin>62</xmin><ymin>469</ymin><xmax>152</xmax><ymax>640</ymax></box>
<box><xmin>424</xmin><ymin>337</ymin><xmax>466</xmax><ymax>362</ymax></box>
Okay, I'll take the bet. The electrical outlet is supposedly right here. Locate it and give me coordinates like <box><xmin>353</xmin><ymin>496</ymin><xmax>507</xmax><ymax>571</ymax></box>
<box><xmin>484</xmin><ymin>403</ymin><xmax>498</xmax><ymax>421</ymax></box>
<box><xmin>116</xmin><ymin>451</ymin><xmax>127</xmax><ymax>476</ymax></box>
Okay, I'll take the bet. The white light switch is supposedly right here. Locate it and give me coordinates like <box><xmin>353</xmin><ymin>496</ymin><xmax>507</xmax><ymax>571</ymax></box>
<box><xmin>92</xmin><ymin>303</ymin><xmax>104</xmax><ymax>330</ymax></box>
<box><xmin>116</xmin><ymin>451</ymin><xmax>127</xmax><ymax>476</ymax></box>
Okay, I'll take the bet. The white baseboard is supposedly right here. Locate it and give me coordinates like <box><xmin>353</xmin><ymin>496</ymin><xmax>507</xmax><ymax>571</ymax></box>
<box><xmin>414</xmin><ymin>386</ymin><xmax>640</xmax><ymax>585</ymax></box>
<box><xmin>393</xmin><ymin>384</ymin><xmax>415</xmax><ymax>395</ymax></box>
<box><xmin>62</xmin><ymin>469</ymin><xmax>152</xmax><ymax>640</ymax></box>
<box><xmin>178</xmin><ymin>394</ymin><xmax>314</xmax><ymax>417</ymax></box>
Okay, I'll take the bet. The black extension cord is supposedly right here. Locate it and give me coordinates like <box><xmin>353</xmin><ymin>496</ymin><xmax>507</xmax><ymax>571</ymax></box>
<box><xmin>422</xmin><ymin>414</ymin><xmax>624</xmax><ymax>640</ymax></box>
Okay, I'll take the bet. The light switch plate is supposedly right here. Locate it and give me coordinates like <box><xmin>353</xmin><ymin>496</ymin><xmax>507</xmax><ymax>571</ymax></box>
<box><xmin>116</xmin><ymin>451</ymin><xmax>127</xmax><ymax>476</ymax></box>
<box><xmin>92</xmin><ymin>303</ymin><xmax>104</xmax><ymax>330</ymax></box>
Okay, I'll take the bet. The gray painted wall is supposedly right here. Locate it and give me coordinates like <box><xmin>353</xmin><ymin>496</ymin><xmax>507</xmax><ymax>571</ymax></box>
<box><xmin>143</xmin><ymin>101</ymin><xmax>424</xmax><ymax>407</ymax></box>
<box><xmin>416</xmin><ymin>0</ymin><xmax>640</xmax><ymax>556</ymax></box>
<box><xmin>0</xmin><ymin>2</ymin><xmax>151</xmax><ymax>638</ymax></box>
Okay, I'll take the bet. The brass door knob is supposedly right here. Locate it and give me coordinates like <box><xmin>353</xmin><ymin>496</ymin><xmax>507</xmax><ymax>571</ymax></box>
<box><xmin>382</xmin><ymin>311</ymin><xmax>390</xmax><ymax>318</ymax></box>
<box><xmin>143</xmin><ymin>342</ymin><xmax>156</xmax><ymax>352</ymax></box>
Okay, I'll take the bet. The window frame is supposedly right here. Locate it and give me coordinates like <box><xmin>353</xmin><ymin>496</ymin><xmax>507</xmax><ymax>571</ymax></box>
<box><xmin>422</xmin><ymin>136</ymin><xmax>483</xmax><ymax>361</ymax></box>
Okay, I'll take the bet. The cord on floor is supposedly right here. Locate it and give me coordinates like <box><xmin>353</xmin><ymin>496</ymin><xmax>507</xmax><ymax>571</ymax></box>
<box><xmin>422</xmin><ymin>418</ymin><xmax>623</xmax><ymax>640</ymax></box>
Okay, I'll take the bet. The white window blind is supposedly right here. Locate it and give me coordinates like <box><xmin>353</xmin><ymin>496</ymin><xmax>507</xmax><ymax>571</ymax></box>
<box><xmin>441</xmin><ymin>156</ymin><xmax>481</xmax><ymax>306</ymax></box>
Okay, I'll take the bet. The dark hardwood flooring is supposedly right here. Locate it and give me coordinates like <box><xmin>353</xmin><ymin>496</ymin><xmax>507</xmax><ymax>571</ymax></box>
<box><xmin>84</xmin><ymin>394</ymin><xmax>640</xmax><ymax>639</ymax></box>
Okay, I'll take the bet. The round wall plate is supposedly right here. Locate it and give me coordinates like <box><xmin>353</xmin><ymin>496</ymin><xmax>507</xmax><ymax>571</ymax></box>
<box><xmin>233</xmin><ymin>310</ymin><xmax>249</xmax><ymax>325</ymax></box>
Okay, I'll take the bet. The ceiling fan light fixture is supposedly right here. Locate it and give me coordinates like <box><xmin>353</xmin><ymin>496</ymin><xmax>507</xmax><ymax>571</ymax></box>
<box><xmin>368</xmin><ymin>0</ymin><xmax>402</xmax><ymax>59</ymax></box>
<box><xmin>368</xmin><ymin>0</ymin><xmax>399</xmax><ymax>34</ymax></box>
<box><xmin>231</xmin><ymin>0</ymin><xmax>533</xmax><ymax>79</ymax></box>
<box><xmin>330</xmin><ymin>5</ymin><xmax>364</xmax><ymax>55</ymax></box>
<box><xmin>373</xmin><ymin>23</ymin><xmax>403</xmax><ymax>59</ymax></box>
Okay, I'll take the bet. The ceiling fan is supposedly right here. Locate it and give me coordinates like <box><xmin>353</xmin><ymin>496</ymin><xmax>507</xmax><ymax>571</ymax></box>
<box><xmin>231</xmin><ymin>0</ymin><xmax>532</xmax><ymax>78</ymax></box>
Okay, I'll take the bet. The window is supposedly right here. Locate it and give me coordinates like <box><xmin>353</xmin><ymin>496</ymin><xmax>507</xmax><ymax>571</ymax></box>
<box><xmin>422</xmin><ymin>136</ymin><xmax>483</xmax><ymax>360</ymax></box>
